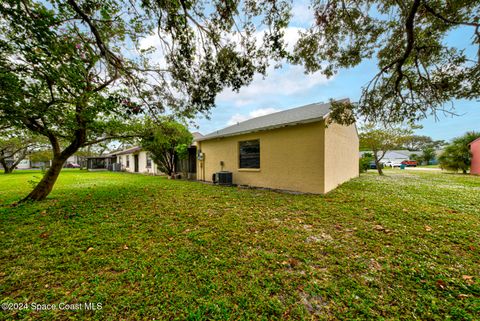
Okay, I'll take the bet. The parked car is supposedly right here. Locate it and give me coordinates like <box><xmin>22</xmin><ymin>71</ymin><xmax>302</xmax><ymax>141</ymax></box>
<box><xmin>383</xmin><ymin>161</ymin><xmax>402</xmax><ymax>168</ymax></box>
<box><xmin>65</xmin><ymin>163</ymin><xmax>81</xmax><ymax>168</ymax></box>
<box><xmin>401</xmin><ymin>160</ymin><xmax>417</xmax><ymax>167</ymax></box>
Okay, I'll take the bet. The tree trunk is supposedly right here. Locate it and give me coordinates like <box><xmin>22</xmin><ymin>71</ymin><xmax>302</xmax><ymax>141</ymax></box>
<box><xmin>375</xmin><ymin>159</ymin><xmax>384</xmax><ymax>175</ymax></box>
<box><xmin>1</xmin><ymin>159</ymin><xmax>12</xmax><ymax>174</ymax></box>
<box><xmin>372</xmin><ymin>150</ymin><xmax>384</xmax><ymax>176</ymax></box>
<box><xmin>21</xmin><ymin>156</ymin><xmax>67</xmax><ymax>202</ymax></box>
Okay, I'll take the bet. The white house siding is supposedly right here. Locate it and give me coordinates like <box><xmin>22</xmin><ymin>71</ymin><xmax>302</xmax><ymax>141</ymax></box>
<box><xmin>16</xmin><ymin>159</ymin><xmax>31</xmax><ymax>169</ymax></box>
<box><xmin>118</xmin><ymin>151</ymin><xmax>159</xmax><ymax>174</ymax></box>
<box><xmin>66</xmin><ymin>155</ymin><xmax>82</xmax><ymax>165</ymax></box>
<box><xmin>359</xmin><ymin>150</ymin><xmax>416</xmax><ymax>164</ymax></box>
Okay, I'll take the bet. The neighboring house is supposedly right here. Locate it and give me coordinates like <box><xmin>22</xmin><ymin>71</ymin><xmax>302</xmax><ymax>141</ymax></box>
<box><xmin>195</xmin><ymin>100</ymin><xmax>359</xmax><ymax>194</ymax></box>
<box><xmin>85</xmin><ymin>153</ymin><xmax>118</xmax><ymax>171</ymax></box>
<box><xmin>65</xmin><ymin>155</ymin><xmax>83</xmax><ymax>166</ymax></box>
<box><xmin>359</xmin><ymin>150</ymin><xmax>420</xmax><ymax>164</ymax></box>
<box><xmin>85</xmin><ymin>134</ymin><xmax>202</xmax><ymax>176</ymax></box>
<box><xmin>0</xmin><ymin>158</ymin><xmax>30</xmax><ymax>170</ymax></box>
<box><xmin>84</xmin><ymin>147</ymin><xmax>153</xmax><ymax>173</ymax></box>
<box><xmin>15</xmin><ymin>159</ymin><xmax>31</xmax><ymax>169</ymax></box>
<box><xmin>1</xmin><ymin>154</ymin><xmax>82</xmax><ymax>170</ymax></box>
<box><xmin>116</xmin><ymin>147</ymin><xmax>159</xmax><ymax>174</ymax></box>
<box><xmin>470</xmin><ymin>138</ymin><xmax>480</xmax><ymax>175</ymax></box>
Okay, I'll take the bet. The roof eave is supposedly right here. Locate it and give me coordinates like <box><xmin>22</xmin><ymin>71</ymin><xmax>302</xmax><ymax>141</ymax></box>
<box><xmin>196</xmin><ymin>116</ymin><xmax>328</xmax><ymax>142</ymax></box>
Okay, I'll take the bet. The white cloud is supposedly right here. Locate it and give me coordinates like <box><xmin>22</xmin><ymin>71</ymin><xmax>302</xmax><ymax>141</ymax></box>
<box><xmin>227</xmin><ymin>107</ymin><xmax>281</xmax><ymax>125</ymax></box>
<box><xmin>283</xmin><ymin>26</ymin><xmax>305</xmax><ymax>51</ymax></box>
<box><xmin>138</xmin><ymin>33</ymin><xmax>168</xmax><ymax>68</ymax></box>
<box><xmin>291</xmin><ymin>1</ymin><xmax>315</xmax><ymax>26</ymax></box>
<box><xmin>218</xmin><ymin>63</ymin><xmax>332</xmax><ymax>108</ymax></box>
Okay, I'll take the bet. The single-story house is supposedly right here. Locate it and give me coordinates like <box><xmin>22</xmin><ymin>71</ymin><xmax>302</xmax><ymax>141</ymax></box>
<box><xmin>115</xmin><ymin>146</ymin><xmax>159</xmax><ymax>174</ymax></box>
<box><xmin>0</xmin><ymin>158</ymin><xmax>30</xmax><ymax>170</ymax></box>
<box><xmin>1</xmin><ymin>154</ymin><xmax>83</xmax><ymax>170</ymax></box>
<box><xmin>88</xmin><ymin>139</ymin><xmax>201</xmax><ymax>176</ymax></box>
<box><xmin>85</xmin><ymin>147</ymin><xmax>154</xmax><ymax>173</ymax></box>
<box><xmin>15</xmin><ymin>159</ymin><xmax>31</xmax><ymax>169</ymax></box>
<box><xmin>359</xmin><ymin>150</ymin><xmax>417</xmax><ymax>164</ymax></box>
<box><xmin>86</xmin><ymin>153</ymin><xmax>118</xmax><ymax>171</ymax></box>
<box><xmin>195</xmin><ymin>100</ymin><xmax>359</xmax><ymax>194</ymax></box>
<box><xmin>470</xmin><ymin>137</ymin><xmax>480</xmax><ymax>175</ymax></box>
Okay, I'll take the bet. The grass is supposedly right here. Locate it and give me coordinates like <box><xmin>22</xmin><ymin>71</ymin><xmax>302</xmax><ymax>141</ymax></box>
<box><xmin>0</xmin><ymin>170</ymin><xmax>479</xmax><ymax>320</ymax></box>
<box><xmin>417</xmin><ymin>164</ymin><xmax>441</xmax><ymax>168</ymax></box>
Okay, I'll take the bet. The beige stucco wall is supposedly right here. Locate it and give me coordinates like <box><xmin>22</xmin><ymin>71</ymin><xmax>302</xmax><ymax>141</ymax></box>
<box><xmin>197</xmin><ymin>119</ymin><xmax>359</xmax><ymax>194</ymax></box>
<box><xmin>118</xmin><ymin>151</ymin><xmax>158</xmax><ymax>174</ymax></box>
<box><xmin>323</xmin><ymin>120</ymin><xmax>359</xmax><ymax>193</ymax></box>
<box><xmin>197</xmin><ymin>121</ymin><xmax>326</xmax><ymax>193</ymax></box>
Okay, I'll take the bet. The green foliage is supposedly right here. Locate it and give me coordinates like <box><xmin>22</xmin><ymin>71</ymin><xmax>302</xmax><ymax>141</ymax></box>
<box><xmin>1</xmin><ymin>170</ymin><xmax>479</xmax><ymax>319</ymax></box>
<box><xmin>359</xmin><ymin>153</ymin><xmax>372</xmax><ymax>173</ymax></box>
<box><xmin>0</xmin><ymin>0</ymin><xmax>290</xmax><ymax>200</ymax></box>
<box><xmin>293</xmin><ymin>1</ymin><xmax>480</xmax><ymax>124</ymax></box>
<box><xmin>420</xmin><ymin>147</ymin><xmax>437</xmax><ymax>165</ymax></box>
<box><xmin>403</xmin><ymin>135</ymin><xmax>446</xmax><ymax>151</ymax></box>
<box><xmin>359</xmin><ymin>124</ymin><xmax>414</xmax><ymax>175</ymax></box>
<box><xmin>404</xmin><ymin>136</ymin><xmax>443</xmax><ymax>165</ymax></box>
<box><xmin>439</xmin><ymin>132</ymin><xmax>480</xmax><ymax>173</ymax></box>
<box><xmin>141</xmin><ymin>120</ymin><xmax>193</xmax><ymax>176</ymax></box>
<box><xmin>29</xmin><ymin>150</ymin><xmax>53</xmax><ymax>164</ymax></box>
<box><xmin>174</xmin><ymin>143</ymin><xmax>189</xmax><ymax>160</ymax></box>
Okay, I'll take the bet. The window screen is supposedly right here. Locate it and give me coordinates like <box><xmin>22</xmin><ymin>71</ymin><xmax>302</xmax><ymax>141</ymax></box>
<box><xmin>146</xmin><ymin>154</ymin><xmax>152</xmax><ymax>168</ymax></box>
<box><xmin>239</xmin><ymin>140</ymin><xmax>260</xmax><ymax>169</ymax></box>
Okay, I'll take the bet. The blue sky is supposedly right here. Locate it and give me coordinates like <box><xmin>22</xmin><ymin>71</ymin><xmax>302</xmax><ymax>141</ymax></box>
<box><xmin>191</xmin><ymin>2</ymin><xmax>479</xmax><ymax>142</ymax></box>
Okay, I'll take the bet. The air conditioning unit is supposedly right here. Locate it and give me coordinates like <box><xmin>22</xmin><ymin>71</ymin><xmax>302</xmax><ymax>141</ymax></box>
<box><xmin>111</xmin><ymin>163</ymin><xmax>122</xmax><ymax>172</ymax></box>
<box><xmin>213</xmin><ymin>171</ymin><xmax>233</xmax><ymax>186</ymax></box>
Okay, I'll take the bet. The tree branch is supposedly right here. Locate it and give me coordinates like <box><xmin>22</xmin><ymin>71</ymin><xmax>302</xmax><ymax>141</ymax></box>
<box><xmin>81</xmin><ymin>135</ymin><xmax>141</xmax><ymax>147</ymax></box>
<box><xmin>422</xmin><ymin>2</ymin><xmax>480</xmax><ymax>28</ymax></box>
<box><xmin>67</xmin><ymin>0</ymin><xmax>123</xmax><ymax>70</ymax></box>
<box><xmin>394</xmin><ymin>0</ymin><xmax>421</xmax><ymax>91</ymax></box>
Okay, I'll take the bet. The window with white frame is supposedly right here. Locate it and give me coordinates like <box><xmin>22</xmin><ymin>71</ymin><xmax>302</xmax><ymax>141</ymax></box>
<box><xmin>146</xmin><ymin>153</ymin><xmax>152</xmax><ymax>168</ymax></box>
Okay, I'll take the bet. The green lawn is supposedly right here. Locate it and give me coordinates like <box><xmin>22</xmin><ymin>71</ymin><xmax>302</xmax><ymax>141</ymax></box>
<box><xmin>417</xmin><ymin>164</ymin><xmax>441</xmax><ymax>168</ymax></box>
<box><xmin>1</xmin><ymin>170</ymin><xmax>479</xmax><ymax>320</ymax></box>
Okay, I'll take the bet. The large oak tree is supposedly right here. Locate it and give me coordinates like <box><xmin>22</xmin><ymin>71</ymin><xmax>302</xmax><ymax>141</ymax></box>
<box><xmin>0</xmin><ymin>0</ymin><xmax>290</xmax><ymax>201</ymax></box>
<box><xmin>294</xmin><ymin>0</ymin><xmax>479</xmax><ymax>124</ymax></box>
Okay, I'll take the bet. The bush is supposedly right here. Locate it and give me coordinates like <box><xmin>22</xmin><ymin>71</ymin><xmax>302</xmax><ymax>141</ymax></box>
<box><xmin>359</xmin><ymin>154</ymin><xmax>373</xmax><ymax>173</ymax></box>
<box><xmin>439</xmin><ymin>131</ymin><xmax>480</xmax><ymax>174</ymax></box>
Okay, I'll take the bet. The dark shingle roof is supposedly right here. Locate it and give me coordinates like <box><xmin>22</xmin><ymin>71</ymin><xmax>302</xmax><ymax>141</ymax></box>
<box><xmin>197</xmin><ymin>100</ymin><xmax>347</xmax><ymax>141</ymax></box>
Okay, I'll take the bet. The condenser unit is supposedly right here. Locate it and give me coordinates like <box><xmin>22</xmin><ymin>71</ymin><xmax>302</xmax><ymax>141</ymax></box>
<box><xmin>213</xmin><ymin>171</ymin><xmax>233</xmax><ymax>186</ymax></box>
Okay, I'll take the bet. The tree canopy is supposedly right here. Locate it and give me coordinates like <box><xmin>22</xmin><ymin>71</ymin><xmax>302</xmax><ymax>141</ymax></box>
<box><xmin>293</xmin><ymin>0</ymin><xmax>480</xmax><ymax>124</ymax></box>
<box><xmin>402</xmin><ymin>135</ymin><xmax>446</xmax><ymax>151</ymax></box>
<box><xmin>141</xmin><ymin>119</ymin><xmax>193</xmax><ymax>177</ymax></box>
<box><xmin>0</xmin><ymin>0</ymin><xmax>289</xmax><ymax>201</ymax></box>
<box><xmin>359</xmin><ymin>124</ymin><xmax>414</xmax><ymax>175</ymax></box>
<box><xmin>439</xmin><ymin>131</ymin><xmax>480</xmax><ymax>174</ymax></box>
<box><xmin>2</xmin><ymin>0</ymin><xmax>479</xmax><ymax>201</ymax></box>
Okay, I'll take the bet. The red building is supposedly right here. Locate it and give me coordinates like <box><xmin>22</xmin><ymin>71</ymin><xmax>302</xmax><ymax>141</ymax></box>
<box><xmin>470</xmin><ymin>137</ymin><xmax>480</xmax><ymax>175</ymax></box>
